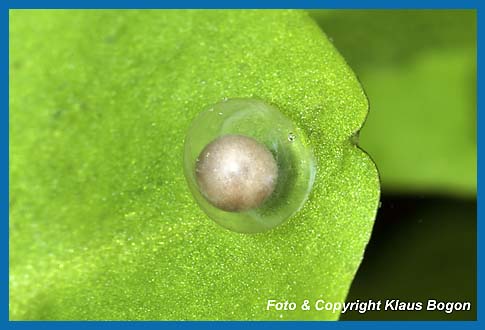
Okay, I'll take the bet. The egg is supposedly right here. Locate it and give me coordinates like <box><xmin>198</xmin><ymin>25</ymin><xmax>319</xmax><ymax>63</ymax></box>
<box><xmin>184</xmin><ymin>98</ymin><xmax>315</xmax><ymax>233</ymax></box>
<box><xmin>195</xmin><ymin>134</ymin><xmax>278</xmax><ymax>212</ymax></box>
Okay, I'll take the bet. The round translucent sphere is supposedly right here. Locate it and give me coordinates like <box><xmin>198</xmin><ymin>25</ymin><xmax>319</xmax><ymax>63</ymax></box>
<box><xmin>184</xmin><ymin>98</ymin><xmax>315</xmax><ymax>233</ymax></box>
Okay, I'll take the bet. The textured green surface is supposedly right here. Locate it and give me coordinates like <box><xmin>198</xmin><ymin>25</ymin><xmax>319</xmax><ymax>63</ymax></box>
<box><xmin>312</xmin><ymin>10</ymin><xmax>476</xmax><ymax>196</ymax></box>
<box><xmin>10</xmin><ymin>10</ymin><xmax>380</xmax><ymax>320</ymax></box>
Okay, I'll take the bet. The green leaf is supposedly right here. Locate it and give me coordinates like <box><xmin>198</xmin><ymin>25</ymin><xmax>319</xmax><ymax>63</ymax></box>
<box><xmin>311</xmin><ymin>10</ymin><xmax>476</xmax><ymax>197</ymax></box>
<box><xmin>10</xmin><ymin>10</ymin><xmax>380</xmax><ymax>320</ymax></box>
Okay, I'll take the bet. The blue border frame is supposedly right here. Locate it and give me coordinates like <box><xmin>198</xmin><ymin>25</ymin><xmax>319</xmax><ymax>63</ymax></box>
<box><xmin>3</xmin><ymin>0</ymin><xmax>483</xmax><ymax>9</ymax></box>
<box><xmin>5</xmin><ymin>1</ymin><xmax>481</xmax><ymax>328</ymax></box>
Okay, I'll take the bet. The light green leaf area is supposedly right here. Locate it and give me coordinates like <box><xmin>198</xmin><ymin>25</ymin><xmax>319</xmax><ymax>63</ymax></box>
<box><xmin>311</xmin><ymin>10</ymin><xmax>477</xmax><ymax>196</ymax></box>
<box><xmin>10</xmin><ymin>10</ymin><xmax>379</xmax><ymax>320</ymax></box>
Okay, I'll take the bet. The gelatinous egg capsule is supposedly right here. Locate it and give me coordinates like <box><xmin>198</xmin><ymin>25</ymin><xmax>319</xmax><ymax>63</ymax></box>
<box><xmin>184</xmin><ymin>98</ymin><xmax>315</xmax><ymax>233</ymax></box>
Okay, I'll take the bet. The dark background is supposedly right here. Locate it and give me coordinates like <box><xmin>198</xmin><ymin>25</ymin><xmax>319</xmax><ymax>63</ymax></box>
<box><xmin>343</xmin><ymin>196</ymin><xmax>476</xmax><ymax>320</ymax></box>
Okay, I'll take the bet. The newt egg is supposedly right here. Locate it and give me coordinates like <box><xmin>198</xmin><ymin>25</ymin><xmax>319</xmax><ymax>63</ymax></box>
<box><xmin>195</xmin><ymin>134</ymin><xmax>278</xmax><ymax>212</ymax></box>
<box><xmin>184</xmin><ymin>98</ymin><xmax>315</xmax><ymax>233</ymax></box>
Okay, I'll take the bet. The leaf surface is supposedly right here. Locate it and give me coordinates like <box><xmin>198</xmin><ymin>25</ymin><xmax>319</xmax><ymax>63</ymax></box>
<box><xmin>10</xmin><ymin>10</ymin><xmax>379</xmax><ymax>320</ymax></box>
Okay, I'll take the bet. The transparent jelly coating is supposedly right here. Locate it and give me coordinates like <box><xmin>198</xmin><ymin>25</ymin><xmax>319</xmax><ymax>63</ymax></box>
<box><xmin>184</xmin><ymin>98</ymin><xmax>315</xmax><ymax>233</ymax></box>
